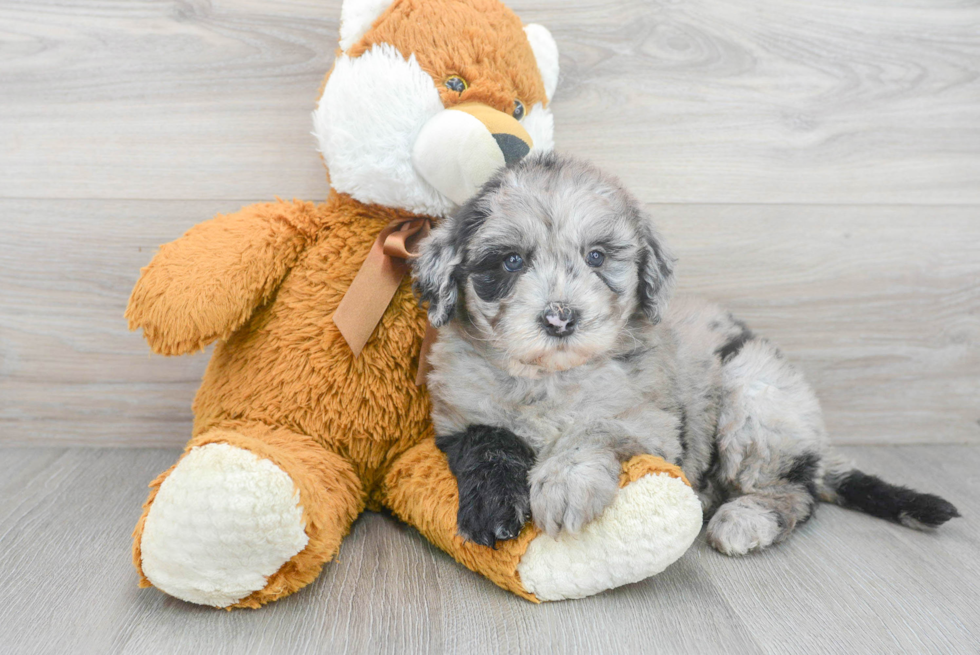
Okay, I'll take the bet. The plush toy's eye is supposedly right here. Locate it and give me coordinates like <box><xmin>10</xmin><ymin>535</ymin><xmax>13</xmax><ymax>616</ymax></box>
<box><xmin>513</xmin><ymin>99</ymin><xmax>525</xmax><ymax>121</ymax></box>
<box><xmin>445</xmin><ymin>76</ymin><xmax>468</xmax><ymax>94</ymax></box>
<box><xmin>586</xmin><ymin>250</ymin><xmax>605</xmax><ymax>267</ymax></box>
<box><xmin>503</xmin><ymin>253</ymin><xmax>525</xmax><ymax>272</ymax></box>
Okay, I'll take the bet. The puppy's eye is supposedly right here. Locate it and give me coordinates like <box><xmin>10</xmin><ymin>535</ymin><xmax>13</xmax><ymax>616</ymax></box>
<box><xmin>503</xmin><ymin>253</ymin><xmax>524</xmax><ymax>272</ymax></box>
<box><xmin>586</xmin><ymin>250</ymin><xmax>605</xmax><ymax>267</ymax></box>
<box><xmin>513</xmin><ymin>99</ymin><xmax>525</xmax><ymax>121</ymax></box>
<box><xmin>445</xmin><ymin>76</ymin><xmax>468</xmax><ymax>93</ymax></box>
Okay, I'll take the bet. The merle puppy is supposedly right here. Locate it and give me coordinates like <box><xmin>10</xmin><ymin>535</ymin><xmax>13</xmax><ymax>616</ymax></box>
<box><xmin>412</xmin><ymin>152</ymin><xmax>959</xmax><ymax>553</ymax></box>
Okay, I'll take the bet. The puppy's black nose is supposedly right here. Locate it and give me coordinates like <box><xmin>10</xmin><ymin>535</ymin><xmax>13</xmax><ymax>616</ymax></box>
<box><xmin>540</xmin><ymin>303</ymin><xmax>576</xmax><ymax>338</ymax></box>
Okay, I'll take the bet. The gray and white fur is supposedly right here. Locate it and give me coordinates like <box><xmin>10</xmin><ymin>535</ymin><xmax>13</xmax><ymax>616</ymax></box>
<box><xmin>412</xmin><ymin>152</ymin><xmax>959</xmax><ymax>553</ymax></box>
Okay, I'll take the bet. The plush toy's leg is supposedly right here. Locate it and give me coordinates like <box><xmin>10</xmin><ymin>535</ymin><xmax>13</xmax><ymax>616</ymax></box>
<box><xmin>381</xmin><ymin>439</ymin><xmax>703</xmax><ymax>602</ymax></box>
<box><xmin>133</xmin><ymin>423</ymin><xmax>364</xmax><ymax>609</ymax></box>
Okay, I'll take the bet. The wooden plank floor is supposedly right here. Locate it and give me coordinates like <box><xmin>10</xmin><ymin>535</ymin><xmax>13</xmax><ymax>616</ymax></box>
<box><xmin>0</xmin><ymin>445</ymin><xmax>976</xmax><ymax>654</ymax></box>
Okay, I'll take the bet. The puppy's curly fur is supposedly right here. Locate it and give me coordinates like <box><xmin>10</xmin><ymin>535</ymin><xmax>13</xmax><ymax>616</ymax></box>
<box><xmin>413</xmin><ymin>153</ymin><xmax>959</xmax><ymax>552</ymax></box>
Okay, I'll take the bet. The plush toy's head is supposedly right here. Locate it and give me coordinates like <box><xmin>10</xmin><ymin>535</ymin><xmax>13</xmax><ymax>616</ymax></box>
<box><xmin>314</xmin><ymin>0</ymin><xmax>559</xmax><ymax>217</ymax></box>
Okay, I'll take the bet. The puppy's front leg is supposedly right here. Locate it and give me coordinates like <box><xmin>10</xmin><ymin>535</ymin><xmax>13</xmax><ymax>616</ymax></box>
<box><xmin>437</xmin><ymin>425</ymin><xmax>536</xmax><ymax>548</ymax></box>
<box><xmin>530</xmin><ymin>411</ymin><xmax>680</xmax><ymax>537</ymax></box>
<box><xmin>530</xmin><ymin>431</ymin><xmax>632</xmax><ymax>538</ymax></box>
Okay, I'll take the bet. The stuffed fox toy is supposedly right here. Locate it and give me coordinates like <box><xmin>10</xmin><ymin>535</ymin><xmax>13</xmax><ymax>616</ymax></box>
<box><xmin>127</xmin><ymin>0</ymin><xmax>703</xmax><ymax>609</ymax></box>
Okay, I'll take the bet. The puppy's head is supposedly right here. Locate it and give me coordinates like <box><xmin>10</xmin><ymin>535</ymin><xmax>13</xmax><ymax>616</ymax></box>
<box><xmin>413</xmin><ymin>152</ymin><xmax>675</xmax><ymax>376</ymax></box>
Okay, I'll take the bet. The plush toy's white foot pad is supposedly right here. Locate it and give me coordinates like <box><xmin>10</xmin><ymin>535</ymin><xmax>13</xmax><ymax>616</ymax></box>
<box><xmin>140</xmin><ymin>443</ymin><xmax>309</xmax><ymax>607</ymax></box>
<box><xmin>516</xmin><ymin>472</ymin><xmax>703</xmax><ymax>601</ymax></box>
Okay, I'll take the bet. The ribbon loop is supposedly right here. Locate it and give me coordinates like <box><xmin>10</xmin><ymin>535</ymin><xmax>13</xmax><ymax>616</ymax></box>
<box><xmin>382</xmin><ymin>218</ymin><xmax>428</xmax><ymax>260</ymax></box>
<box><xmin>331</xmin><ymin>217</ymin><xmax>435</xmax><ymax>385</ymax></box>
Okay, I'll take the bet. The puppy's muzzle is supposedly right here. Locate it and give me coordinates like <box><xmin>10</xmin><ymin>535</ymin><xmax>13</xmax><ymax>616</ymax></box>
<box><xmin>411</xmin><ymin>102</ymin><xmax>533</xmax><ymax>205</ymax></box>
<box><xmin>540</xmin><ymin>302</ymin><xmax>577</xmax><ymax>338</ymax></box>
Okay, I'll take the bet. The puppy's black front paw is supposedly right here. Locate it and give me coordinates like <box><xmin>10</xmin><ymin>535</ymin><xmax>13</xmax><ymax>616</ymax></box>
<box><xmin>437</xmin><ymin>425</ymin><xmax>536</xmax><ymax>548</ymax></box>
<box><xmin>457</xmin><ymin>470</ymin><xmax>530</xmax><ymax>547</ymax></box>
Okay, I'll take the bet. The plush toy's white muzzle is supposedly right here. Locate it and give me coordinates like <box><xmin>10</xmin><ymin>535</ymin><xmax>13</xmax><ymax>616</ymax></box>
<box><xmin>412</xmin><ymin>103</ymin><xmax>533</xmax><ymax>205</ymax></box>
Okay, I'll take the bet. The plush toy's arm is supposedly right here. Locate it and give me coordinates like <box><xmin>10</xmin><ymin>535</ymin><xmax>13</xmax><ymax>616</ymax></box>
<box><xmin>126</xmin><ymin>200</ymin><xmax>324</xmax><ymax>355</ymax></box>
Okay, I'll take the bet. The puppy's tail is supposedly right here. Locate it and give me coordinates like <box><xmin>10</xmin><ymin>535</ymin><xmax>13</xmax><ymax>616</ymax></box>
<box><xmin>820</xmin><ymin>456</ymin><xmax>960</xmax><ymax>529</ymax></box>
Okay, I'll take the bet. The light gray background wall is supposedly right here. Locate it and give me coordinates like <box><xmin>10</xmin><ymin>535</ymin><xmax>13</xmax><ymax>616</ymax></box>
<box><xmin>2</xmin><ymin>0</ymin><xmax>978</xmax><ymax>447</ymax></box>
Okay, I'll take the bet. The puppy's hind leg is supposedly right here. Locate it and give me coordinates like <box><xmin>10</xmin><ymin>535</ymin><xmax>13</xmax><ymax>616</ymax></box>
<box><xmin>706</xmin><ymin>481</ymin><xmax>818</xmax><ymax>556</ymax></box>
<box><xmin>706</xmin><ymin>335</ymin><xmax>825</xmax><ymax>556</ymax></box>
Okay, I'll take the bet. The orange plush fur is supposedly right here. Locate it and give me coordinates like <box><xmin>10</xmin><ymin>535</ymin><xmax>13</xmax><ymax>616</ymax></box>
<box><xmin>347</xmin><ymin>0</ymin><xmax>548</xmax><ymax>113</ymax></box>
<box><xmin>128</xmin><ymin>0</ymin><xmax>691</xmax><ymax>608</ymax></box>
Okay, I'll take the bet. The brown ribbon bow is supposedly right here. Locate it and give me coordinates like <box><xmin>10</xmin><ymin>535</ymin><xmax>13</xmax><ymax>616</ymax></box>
<box><xmin>331</xmin><ymin>217</ymin><xmax>436</xmax><ymax>385</ymax></box>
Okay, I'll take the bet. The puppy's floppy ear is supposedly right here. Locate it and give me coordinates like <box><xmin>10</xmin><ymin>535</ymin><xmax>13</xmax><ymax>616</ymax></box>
<box><xmin>414</xmin><ymin>175</ymin><xmax>503</xmax><ymax>326</ymax></box>
<box><xmin>412</xmin><ymin>197</ymin><xmax>483</xmax><ymax>327</ymax></box>
<box><xmin>634</xmin><ymin>209</ymin><xmax>676</xmax><ymax>324</ymax></box>
<box><xmin>412</xmin><ymin>225</ymin><xmax>462</xmax><ymax>327</ymax></box>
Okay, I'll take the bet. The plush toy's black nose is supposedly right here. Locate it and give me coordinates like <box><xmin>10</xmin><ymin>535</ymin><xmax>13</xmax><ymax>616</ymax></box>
<box><xmin>492</xmin><ymin>133</ymin><xmax>531</xmax><ymax>167</ymax></box>
<box><xmin>540</xmin><ymin>302</ymin><xmax>576</xmax><ymax>337</ymax></box>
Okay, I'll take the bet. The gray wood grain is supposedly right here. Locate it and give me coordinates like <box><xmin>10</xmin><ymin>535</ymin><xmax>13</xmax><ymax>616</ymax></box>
<box><xmin>1</xmin><ymin>0</ymin><xmax>978</xmax><ymax>203</ymax></box>
<box><xmin>702</xmin><ymin>445</ymin><xmax>980</xmax><ymax>655</ymax></box>
<box><xmin>0</xmin><ymin>445</ymin><xmax>976</xmax><ymax>654</ymax></box>
<box><xmin>2</xmin><ymin>200</ymin><xmax>977</xmax><ymax>447</ymax></box>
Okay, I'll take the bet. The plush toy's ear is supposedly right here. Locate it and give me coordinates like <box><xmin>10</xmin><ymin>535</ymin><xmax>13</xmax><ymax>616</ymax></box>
<box><xmin>634</xmin><ymin>211</ymin><xmax>676</xmax><ymax>324</ymax></box>
<box><xmin>524</xmin><ymin>24</ymin><xmax>560</xmax><ymax>101</ymax></box>
<box><xmin>339</xmin><ymin>0</ymin><xmax>395</xmax><ymax>51</ymax></box>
